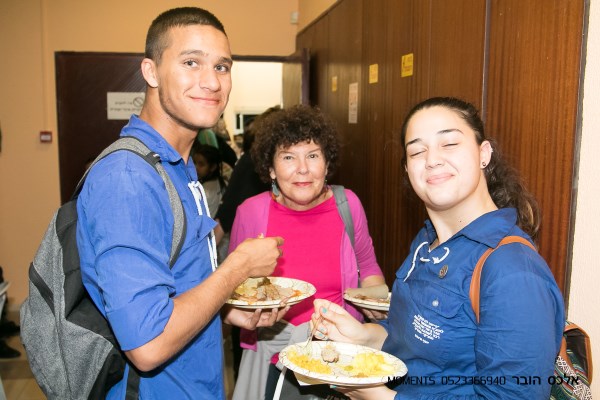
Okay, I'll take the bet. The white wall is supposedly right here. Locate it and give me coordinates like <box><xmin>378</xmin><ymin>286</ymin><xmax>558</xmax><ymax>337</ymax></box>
<box><xmin>569</xmin><ymin>0</ymin><xmax>600</xmax><ymax>391</ymax></box>
<box><xmin>222</xmin><ymin>61</ymin><xmax>283</xmax><ymax>142</ymax></box>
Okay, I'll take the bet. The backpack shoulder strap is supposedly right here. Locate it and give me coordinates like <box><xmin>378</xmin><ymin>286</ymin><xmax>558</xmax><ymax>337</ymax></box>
<box><xmin>469</xmin><ymin>235</ymin><xmax>536</xmax><ymax>323</ymax></box>
<box><xmin>75</xmin><ymin>136</ymin><xmax>186</xmax><ymax>268</ymax></box>
<box><xmin>331</xmin><ymin>185</ymin><xmax>361</xmax><ymax>284</ymax></box>
<box><xmin>331</xmin><ymin>185</ymin><xmax>355</xmax><ymax>247</ymax></box>
<box><xmin>562</xmin><ymin>321</ymin><xmax>594</xmax><ymax>383</ymax></box>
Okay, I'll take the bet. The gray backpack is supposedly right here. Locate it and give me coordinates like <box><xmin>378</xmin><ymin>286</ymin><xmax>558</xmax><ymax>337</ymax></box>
<box><xmin>20</xmin><ymin>137</ymin><xmax>186</xmax><ymax>399</ymax></box>
<box><xmin>331</xmin><ymin>185</ymin><xmax>360</xmax><ymax>284</ymax></box>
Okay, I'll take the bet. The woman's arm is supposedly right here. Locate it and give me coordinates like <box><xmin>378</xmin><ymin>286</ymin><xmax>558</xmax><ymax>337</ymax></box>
<box><xmin>312</xmin><ymin>299</ymin><xmax>388</xmax><ymax>350</ymax></box>
<box><xmin>346</xmin><ymin>190</ymin><xmax>383</xmax><ymax>279</ymax></box>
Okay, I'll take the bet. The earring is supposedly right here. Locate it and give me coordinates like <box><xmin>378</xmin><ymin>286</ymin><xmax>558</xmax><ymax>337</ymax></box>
<box><xmin>271</xmin><ymin>179</ymin><xmax>280</xmax><ymax>197</ymax></box>
<box><xmin>481</xmin><ymin>162</ymin><xmax>487</xmax><ymax>168</ymax></box>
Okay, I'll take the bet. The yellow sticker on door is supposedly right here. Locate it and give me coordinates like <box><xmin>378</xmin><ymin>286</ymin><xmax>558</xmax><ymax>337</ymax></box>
<box><xmin>401</xmin><ymin>53</ymin><xmax>414</xmax><ymax>77</ymax></box>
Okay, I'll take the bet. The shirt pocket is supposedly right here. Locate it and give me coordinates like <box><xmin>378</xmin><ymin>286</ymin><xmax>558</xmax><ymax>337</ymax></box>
<box><xmin>406</xmin><ymin>279</ymin><xmax>467</xmax><ymax>368</ymax></box>
<box><xmin>410</xmin><ymin>279</ymin><xmax>463</xmax><ymax>317</ymax></box>
<box><xmin>174</xmin><ymin>212</ymin><xmax>217</xmax><ymax>286</ymax></box>
<box><xmin>186</xmin><ymin>213</ymin><xmax>216</xmax><ymax>245</ymax></box>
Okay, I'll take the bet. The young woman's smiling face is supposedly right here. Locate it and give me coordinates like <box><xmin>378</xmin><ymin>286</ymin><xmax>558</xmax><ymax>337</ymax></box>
<box><xmin>404</xmin><ymin>106</ymin><xmax>491</xmax><ymax>213</ymax></box>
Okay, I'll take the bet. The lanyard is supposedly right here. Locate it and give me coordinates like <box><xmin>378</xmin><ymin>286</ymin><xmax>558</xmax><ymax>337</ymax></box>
<box><xmin>188</xmin><ymin>181</ymin><xmax>218</xmax><ymax>272</ymax></box>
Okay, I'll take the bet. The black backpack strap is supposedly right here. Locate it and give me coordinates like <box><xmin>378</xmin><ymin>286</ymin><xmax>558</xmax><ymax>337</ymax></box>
<box><xmin>331</xmin><ymin>185</ymin><xmax>361</xmax><ymax>285</ymax></box>
<box><xmin>75</xmin><ymin>136</ymin><xmax>186</xmax><ymax>268</ymax></box>
<box><xmin>125</xmin><ymin>366</ymin><xmax>141</xmax><ymax>400</ymax></box>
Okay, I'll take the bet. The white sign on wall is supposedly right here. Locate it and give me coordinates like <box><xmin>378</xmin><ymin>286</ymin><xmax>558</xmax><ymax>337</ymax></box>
<box><xmin>107</xmin><ymin>92</ymin><xmax>145</xmax><ymax>120</ymax></box>
<box><xmin>348</xmin><ymin>82</ymin><xmax>358</xmax><ymax>124</ymax></box>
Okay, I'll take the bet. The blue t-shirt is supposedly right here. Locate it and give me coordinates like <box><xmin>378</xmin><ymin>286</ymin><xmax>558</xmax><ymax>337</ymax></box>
<box><xmin>380</xmin><ymin>208</ymin><xmax>564</xmax><ymax>399</ymax></box>
<box><xmin>77</xmin><ymin>115</ymin><xmax>224</xmax><ymax>399</ymax></box>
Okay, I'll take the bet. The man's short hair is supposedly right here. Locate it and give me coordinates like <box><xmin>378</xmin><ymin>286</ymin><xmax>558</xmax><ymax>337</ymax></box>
<box><xmin>145</xmin><ymin>7</ymin><xmax>227</xmax><ymax>64</ymax></box>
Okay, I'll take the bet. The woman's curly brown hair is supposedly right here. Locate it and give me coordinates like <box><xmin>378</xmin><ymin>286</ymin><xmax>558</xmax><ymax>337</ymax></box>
<box><xmin>251</xmin><ymin>105</ymin><xmax>340</xmax><ymax>183</ymax></box>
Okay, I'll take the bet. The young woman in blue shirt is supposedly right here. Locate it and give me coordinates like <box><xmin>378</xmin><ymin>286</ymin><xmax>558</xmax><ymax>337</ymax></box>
<box><xmin>311</xmin><ymin>97</ymin><xmax>564</xmax><ymax>400</ymax></box>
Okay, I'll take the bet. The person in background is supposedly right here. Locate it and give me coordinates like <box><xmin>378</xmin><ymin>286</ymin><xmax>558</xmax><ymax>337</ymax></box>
<box><xmin>191</xmin><ymin>142</ymin><xmax>227</xmax><ymax>218</ymax></box>
<box><xmin>214</xmin><ymin>106</ymin><xmax>281</xmax><ymax>246</ymax></box>
<box><xmin>311</xmin><ymin>97</ymin><xmax>564</xmax><ymax>400</ymax></box>
<box><xmin>191</xmin><ymin>142</ymin><xmax>228</xmax><ymax>263</ymax></box>
<box><xmin>76</xmin><ymin>7</ymin><xmax>287</xmax><ymax>399</ymax></box>
<box><xmin>213</xmin><ymin>106</ymin><xmax>279</xmax><ymax>380</ymax></box>
<box><xmin>231</xmin><ymin>104</ymin><xmax>386</xmax><ymax>400</ymax></box>
<box><xmin>0</xmin><ymin>265</ymin><xmax>20</xmax><ymax>359</ymax></box>
<box><xmin>197</xmin><ymin>115</ymin><xmax>238</xmax><ymax>174</ymax></box>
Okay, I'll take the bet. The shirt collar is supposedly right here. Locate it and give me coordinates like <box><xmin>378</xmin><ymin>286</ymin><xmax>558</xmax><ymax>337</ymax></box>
<box><xmin>424</xmin><ymin>208</ymin><xmax>518</xmax><ymax>249</ymax></box>
<box><xmin>120</xmin><ymin>115</ymin><xmax>184</xmax><ymax>164</ymax></box>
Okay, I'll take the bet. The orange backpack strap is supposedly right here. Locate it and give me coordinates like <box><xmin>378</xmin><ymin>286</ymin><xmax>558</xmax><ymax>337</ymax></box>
<box><xmin>469</xmin><ymin>236</ymin><xmax>536</xmax><ymax>323</ymax></box>
<box><xmin>562</xmin><ymin>322</ymin><xmax>594</xmax><ymax>383</ymax></box>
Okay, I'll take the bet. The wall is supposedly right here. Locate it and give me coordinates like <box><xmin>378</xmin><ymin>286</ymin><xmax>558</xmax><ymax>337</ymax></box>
<box><xmin>224</xmin><ymin>61</ymin><xmax>283</xmax><ymax>141</ymax></box>
<box><xmin>0</xmin><ymin>0</ymin><xmax>55</xmax><ymax>308</ymax></box>
<box><xmin>0</xmin><ymin>0</ymin><xmax>298</xmax><ymax>306</ymax></box>
<box><xmin>298</xmin><ymin>0</ymin><xmax>584</xmax><ymax>289</ymax></box>
<box><xmin>297</xmin><ymin>0</ymin><xmax>337</xmax><ymax>31</ymax></box>
<box><xmin>570</xmin><ymin>0</ymin><xmax>600</xmax><ymax>391</ymax></box>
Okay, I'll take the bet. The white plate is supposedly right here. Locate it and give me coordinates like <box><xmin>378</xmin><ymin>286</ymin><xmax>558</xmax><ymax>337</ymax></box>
<box><xmin>280</xmin><ymin>341</ymin><xmax>407</xmax><ymax>386</ymax></box>
<box><xmin>344</xmin><ymin>292</ymin><xmax>391</xmax><ymax>311</ymax></box>
<box><xmin>226</xmin><ymin>277</ymin><xmax>316</xmax><ymax>309</ymax></box>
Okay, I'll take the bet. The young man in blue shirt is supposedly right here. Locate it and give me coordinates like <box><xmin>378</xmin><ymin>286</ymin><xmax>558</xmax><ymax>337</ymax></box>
<box><xmin>77</xmin><ymin>7</ymin><xmax>287</xmax><ymax>399</ymax></box>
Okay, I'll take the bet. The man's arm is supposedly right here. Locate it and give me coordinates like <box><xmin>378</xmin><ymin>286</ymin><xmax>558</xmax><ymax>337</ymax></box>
<box><xmin>126</xmin><ymin>236</ymin><xmax>282</xmax><ymax>371</ymax></box>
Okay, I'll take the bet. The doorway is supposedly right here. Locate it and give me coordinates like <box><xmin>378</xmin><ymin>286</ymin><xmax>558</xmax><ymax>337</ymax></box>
<box><xmin>55</xmin><ymin>51</ymin><xmax>308</xmax><ymax>203</ymax></box>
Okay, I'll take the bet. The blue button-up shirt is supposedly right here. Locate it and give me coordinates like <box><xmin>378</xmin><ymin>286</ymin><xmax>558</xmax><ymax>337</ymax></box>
<box><xmin>381</xmin><ymin>208</ymin><xmax>564</xmax><ymax>399</ymax></box>
<box><xmin>77</xmin><ymin>115</ymin><xmax>224</xmax><ymax>399</ymax></box>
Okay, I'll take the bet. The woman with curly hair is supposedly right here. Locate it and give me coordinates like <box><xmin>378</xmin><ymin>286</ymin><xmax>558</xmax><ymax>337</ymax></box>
<box><xmin>231</xmin><ymin>105</ymin><xmax>386</xmax><ymax>400</ymax></box>
<box><xmin>311</xmin><ymin>97</ymin><xmax>565</xmax><ymax>400</ymax></box>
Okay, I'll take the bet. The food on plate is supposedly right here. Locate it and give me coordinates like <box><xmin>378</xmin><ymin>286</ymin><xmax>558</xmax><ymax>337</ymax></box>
<box><xmin>342</xmin><ymin>352</ymin><xmax>396</xmax><ymax>377</ymax></box>
<box><xmin>287</xmin><ymin>345</ymin><xmax>396</xmax><ymax>378</ymax></box>
<box><xmin>230</xmin><ymin>277</ymin><xmax>301</xmax><ymax>304</ymax></box>
<box><xmin>321</xmin><ymin>343</ymin><xmax>340</xmax><ymax>363</ymax></box>
<box><xmin>344</xmin><ymin>284</ymin><xmax>389</xmax><ymax>300</ymax></box>
<box><xmin>353</xmin><ymin>294</ymin><xmax>391</xmax><ymax>304</ymax></box>
<box><xmin>287</xmin><ymin>349</ymin><xmax>333</xmax><ymax>374</ymax></box>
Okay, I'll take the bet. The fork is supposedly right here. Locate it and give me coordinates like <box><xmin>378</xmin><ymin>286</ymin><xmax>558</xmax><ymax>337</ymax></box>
<box><xmin>303</xmin><ymin>302</ymin><xmax>329</xmax><ymax>353</ymax></box>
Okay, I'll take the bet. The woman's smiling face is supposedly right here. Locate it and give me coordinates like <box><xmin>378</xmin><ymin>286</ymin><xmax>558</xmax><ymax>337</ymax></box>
<box><xmin>404</xmin><ymin>106</ymin><xmax>490</xmax><ymax>212</ymax></box>
<box><xmin>270</xmin><ymin>140</ymin><xmax>328</xmax><ymax>211</ymax></box>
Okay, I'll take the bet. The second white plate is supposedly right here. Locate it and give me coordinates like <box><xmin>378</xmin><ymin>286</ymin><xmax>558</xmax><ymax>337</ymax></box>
<box><xmin>344</xmin><ymin>292</ymin><xmax>391</xmax><ymax>311</ymax></box>
<box><xmin>227</xmin><ymin>277</ymin><xmax>316</xmax><ymax>309</ymax></box>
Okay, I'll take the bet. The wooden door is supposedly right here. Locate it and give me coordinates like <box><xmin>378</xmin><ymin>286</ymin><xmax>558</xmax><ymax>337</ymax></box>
<box><xmin>55</xmin><ymin>52</ymin><xmax>145</xmax><ymax>203</ymax></box>
<box><xmin>292</xmin><ymin>0</ymin><xmax>584</xmax><ymax>296</ymax></box>
<box><xmin>484</xmin><ymin>0</ymin><xmax>585</xmax><ymax>297</ymax></box>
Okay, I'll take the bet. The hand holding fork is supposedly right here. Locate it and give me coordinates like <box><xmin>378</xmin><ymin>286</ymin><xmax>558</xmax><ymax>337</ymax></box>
<box><xmin>304</xmin><ymin>301</ymin><xmax>331</xmax><ymax>353</ymax></box>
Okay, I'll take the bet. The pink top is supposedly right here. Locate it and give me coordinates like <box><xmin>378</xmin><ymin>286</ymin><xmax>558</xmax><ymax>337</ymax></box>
<box><xmin>267</xmin><ymin>196</ymin><xmax>343</xmax><ymax>326</ymax></box>
<box><xmin>229</xmin><ymin>188</ymin><xmax>383</xmax><ymax>350</ymax></box>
